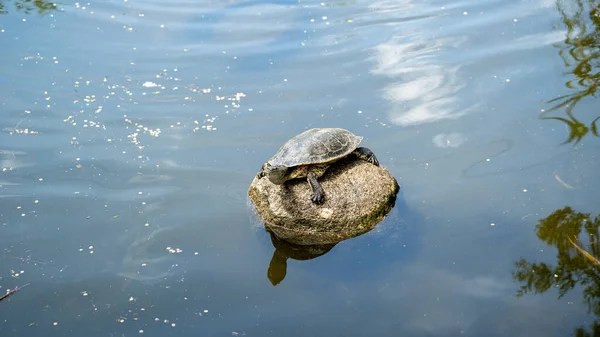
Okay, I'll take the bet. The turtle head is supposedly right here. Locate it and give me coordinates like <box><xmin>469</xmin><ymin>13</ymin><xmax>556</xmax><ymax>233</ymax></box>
<box><xmin>264</xmin><ymin>164</ymin><xmax>289</xmax><ymax>185</ymax></box>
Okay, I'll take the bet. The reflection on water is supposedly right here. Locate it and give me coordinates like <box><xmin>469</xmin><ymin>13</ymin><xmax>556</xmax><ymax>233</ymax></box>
<box><xmin>542</xmin><ymin>1</ymin><xmax>600</xmax><ymax>144</ymax></box>
<box><xmin>211</xmin><ymin>4</ymin><xmax>295</xmax><ymax>53</ymax></box>
<box><xmin>259</xmin><ymin>168</ymin><xmax>399</xmax><ymax>286</ymax></box>
<box><xmin>266</xmin><ymin>231</ymin><xmax>336</xmax><ymax>286</ymax></box>
<box><xmin>371</xmin><ymin>35</ymin><xmax>479</xmax><ymax>126</ymax></box>
<box><xmin>513</xmin><ymin>207</ymin><xmax>600</xmax><ymax>336</ymax></box>
<box><xmin>1</xmin><ymin>0</ymin><xmax>600</xmax><ymax>334</ymax></box>
<box><xmin>0</xmin><ymin>0</ymin><xmax>58</xmax><ymax>15</ymax></box>
<box><xmin>432</xmin><ymin>132</ymin><xmax>467</xmax><ymax>148</ymax></box>
<box><xmin>117</xmin><ymin>226</ymin><xmax>184</xmax><ymax>283</ymax></box>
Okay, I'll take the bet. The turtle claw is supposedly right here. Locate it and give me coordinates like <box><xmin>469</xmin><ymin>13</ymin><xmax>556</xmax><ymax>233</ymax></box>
<box><xmin>311</xmin><ymin>192</ymin><xmax>325</xmax><ymax>204</ymax></box>
<box><xmin>354</xmin><ymin>147</ymin><xmax>380</xmax><ymax>166</ymax></box>
<box><xmin>307</xmin><ymin>172</ymin><xmax>325</xmax><ymax>205</ymax></box>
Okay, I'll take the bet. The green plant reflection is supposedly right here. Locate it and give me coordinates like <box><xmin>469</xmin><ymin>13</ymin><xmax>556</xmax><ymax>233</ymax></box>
<box><xmin>513</xmin><ymin>207</ymin><xmax>600</xmax><ymax>336</ymax></box>
<box><xmin>0</xmin><ymin>0</ymin><xmax>59</xmax><ymax>15</ymax></box>
<box><xmin>541</xmin><ymin>1</ymin><xmax>600</xmax><ymax>144</ymax></box>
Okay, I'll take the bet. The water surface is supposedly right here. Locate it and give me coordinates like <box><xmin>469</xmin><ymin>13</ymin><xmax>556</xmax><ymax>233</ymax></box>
<box><xmin>1</xmin><ymin>0</ymin><xmax>600</xmax><ymax>336</ymax></box>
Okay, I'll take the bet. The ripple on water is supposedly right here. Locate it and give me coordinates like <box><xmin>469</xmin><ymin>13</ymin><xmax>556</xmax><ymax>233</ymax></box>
<box><xmin>67</xmin><ymin>0</ymin><xmax>298</xmax><ymax>58</ymax></box>
<box><xmin>211</xmin><ymin>4</ymin><xmax>297</xmax><ymax>52</ymax></box>
<box><xmin>117</xmin><ymin>227</ymin><xmax>184</xmax><ymax>283</ymax></box>
<box><xmin>71</xmin><ymin>0</ymin><xmax>246</xmax><ymax>27</ymax></box>
<box><xmin>143</xmin><ymin>165</ymin><xmax>253</xmax><ymax>207</ymax></box>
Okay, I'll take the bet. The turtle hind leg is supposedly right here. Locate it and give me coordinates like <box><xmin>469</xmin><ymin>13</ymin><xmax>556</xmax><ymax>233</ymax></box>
<box><xmin>352</xmin><ymin>147</ymin><xmax>380</xmax><ymax>166</ymax></box>
<box><xmin>307</xmin><ymin>171</ymin><xmax>325</xmax><ymax>204</ymax></box>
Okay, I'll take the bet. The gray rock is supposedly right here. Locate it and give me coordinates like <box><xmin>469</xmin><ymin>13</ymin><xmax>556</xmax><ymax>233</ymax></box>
<box><xmin>248</xmin><ymin>157</ymin><xmax>400</xmax><ymax>245</ymax></box>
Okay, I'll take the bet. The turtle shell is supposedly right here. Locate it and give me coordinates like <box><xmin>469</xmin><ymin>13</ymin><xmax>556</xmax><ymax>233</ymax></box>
<box><xmin>268</xmin><ymin>128</ymin><xmax>363</xmax><ymax>168</ymax></box>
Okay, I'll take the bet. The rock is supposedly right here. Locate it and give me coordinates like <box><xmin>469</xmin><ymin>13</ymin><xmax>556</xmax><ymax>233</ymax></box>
<box><xmin>248</xmin><ymin>156</ymin><xmax>400</xmax><ymax>245</ymax></box>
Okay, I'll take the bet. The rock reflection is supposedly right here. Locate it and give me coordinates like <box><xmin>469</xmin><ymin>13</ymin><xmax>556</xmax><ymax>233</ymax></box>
<box><xmin>512</xmin><ymin>206</ymin><xmax>600</xmax><ymax>336</ymax></box>
<box><xmin>0</xmin><ymin>0</ymin><xmax>58</xmax><ymax>15</ymax></box>
<box><xmin>254</xmin><ymin>158</ymin><xmax>400</xmax><ymax>285</ymax></box>
<box><xmin>263</xmin><ymin>193</ymin><xmax>396</xmax><ymax>286</ymax></box>
<box><xmin>542</xmin><ymin>1</ymin><xmax>600</xmax><ymax>144</ymax></box>
<box><xmin>266</xmin><ymin>231</ymin><xmax>336</xmax><ymax>286</ymax></box>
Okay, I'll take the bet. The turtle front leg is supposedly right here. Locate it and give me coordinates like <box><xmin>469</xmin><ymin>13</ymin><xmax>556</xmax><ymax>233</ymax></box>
<box><xmin>352</xmin><ymin>147</ymin><xmax>380</xmax><ymax>166</ymax></box>
<box><xmin>256</xmin><ymin>163</ymin><xmax>267</xmax><ymax>179</ymax></box>
<box><xmin>307</xmin><ymin>171</ymin><xmax>325</xmax><ymax>204</ymax></box>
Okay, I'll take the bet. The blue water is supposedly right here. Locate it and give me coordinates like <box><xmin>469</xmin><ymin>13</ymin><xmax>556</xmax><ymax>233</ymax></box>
<box><xmin>1</xmin><ymin>0</ymin><xmax>600</xmax><ymax>335</ymax></box>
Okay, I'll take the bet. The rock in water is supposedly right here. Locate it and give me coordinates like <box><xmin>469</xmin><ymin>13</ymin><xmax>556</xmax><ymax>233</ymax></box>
<box><xmin>248</xmin><ymin>157</ymin><xmax>400</xmax><ymax>245</ymax></box>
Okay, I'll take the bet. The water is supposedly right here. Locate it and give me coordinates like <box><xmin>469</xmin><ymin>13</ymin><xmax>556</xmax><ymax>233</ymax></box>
<box><xmin>1</xmin><ymin>0</ymin><xmax>599</xmax><ymax>335</ymax></box>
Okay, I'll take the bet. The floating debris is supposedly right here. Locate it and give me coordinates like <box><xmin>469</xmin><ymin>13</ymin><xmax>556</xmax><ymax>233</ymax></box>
<box><xmin>166</xmin><ymin>247</ymin><xmax>183</xmax><ymax>254</ymax></box>
<box><xmin>142</xmin><ymin>81</ymin><xmax>159</xmax><ymax>88</ymax></box>
<box><xmin>0</xmin><ymin>283</ymin><xmax>30</xmax><ymax>303</ymax></box>
<box><xmin>569</xmin><ymin>236</ymin><xmax>600</xmax><ymax>267</ymax></box>
<box><xmin>554</xmin><ymin>172</ymin><xmax>575</xmax><ymax>189</ymax></box>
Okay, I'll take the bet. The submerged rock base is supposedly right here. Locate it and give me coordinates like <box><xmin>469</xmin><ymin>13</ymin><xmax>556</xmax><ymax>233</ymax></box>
<box><xmin>248</xmin><ymin>157</ymin><xmax>400</xmax><ymax>245</ymax></box>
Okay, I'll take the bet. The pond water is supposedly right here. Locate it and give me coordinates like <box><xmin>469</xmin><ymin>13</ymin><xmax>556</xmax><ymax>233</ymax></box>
<box><xmin>1</xmin><ymin>0</ymin><xmax>600</xmax><ymax>335</ymax></box>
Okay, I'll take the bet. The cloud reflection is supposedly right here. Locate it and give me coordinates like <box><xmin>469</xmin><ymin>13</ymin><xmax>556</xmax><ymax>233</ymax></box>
<box><xmin>432</xmin><ymin>132</ymin><xmax>466</xmax><ymax>148</ymax></box>
<box><xmin>371</xmin><ymin>35</ymin><xmax>479</xmax><ymax>126</ymax></box>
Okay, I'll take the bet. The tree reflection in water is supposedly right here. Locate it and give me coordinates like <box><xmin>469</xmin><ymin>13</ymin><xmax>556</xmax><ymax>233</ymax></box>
<box><xmin>0</xmin><ymin>0</ymin><xmax>59</xmax><ymax>15</ymax></box>
<box><xmin>542</xmin><ymin>1</ymin><xmax>600</xmax><ymax>144</ymax></box>
<box><xmin>513</xmin><ymin>207</ymin><xmax>600</xmax><ymax>336</ymax></box>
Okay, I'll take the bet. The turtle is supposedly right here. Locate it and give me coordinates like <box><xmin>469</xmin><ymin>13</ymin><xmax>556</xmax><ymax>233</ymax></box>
<box><xmin>256</xmin><ymin>127</ymin><xmax>380</xmax><ymax>204</ymax></box>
